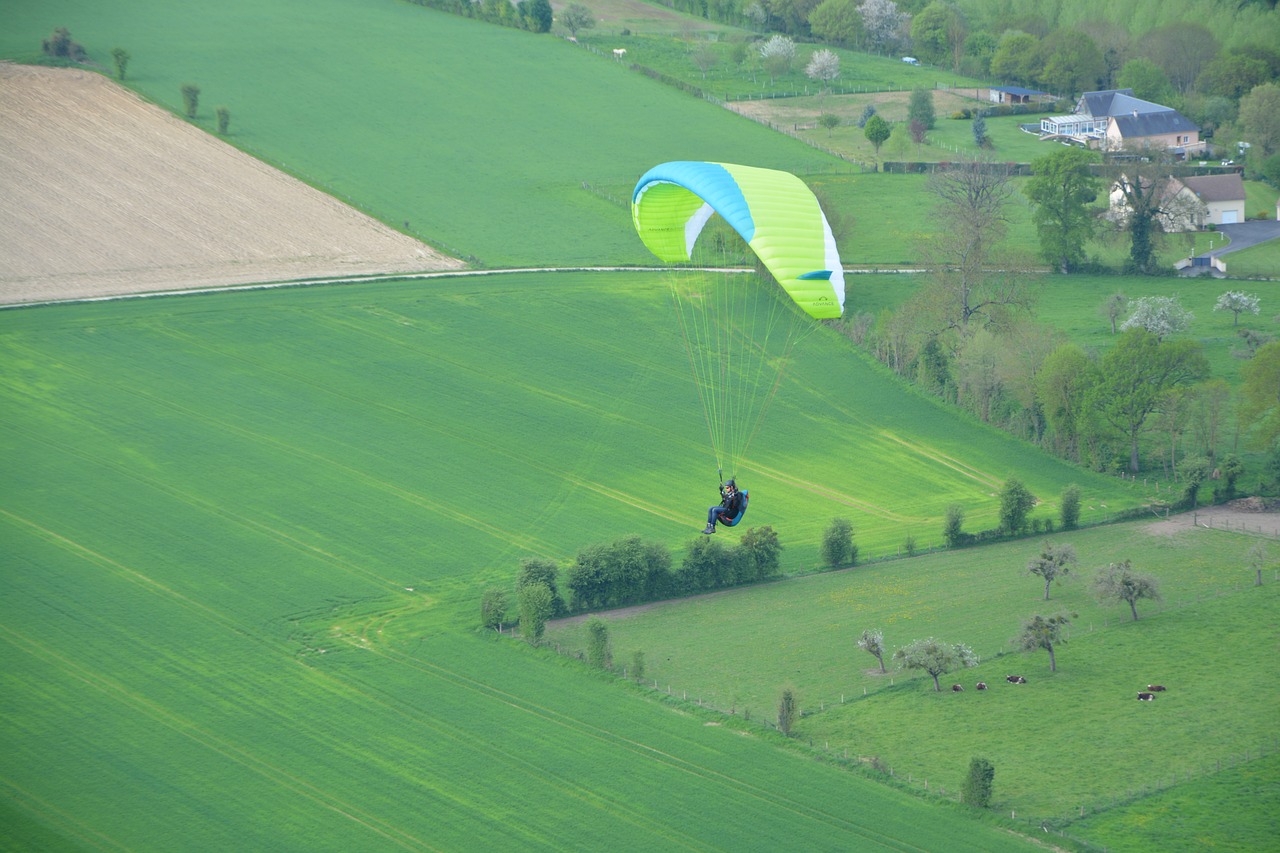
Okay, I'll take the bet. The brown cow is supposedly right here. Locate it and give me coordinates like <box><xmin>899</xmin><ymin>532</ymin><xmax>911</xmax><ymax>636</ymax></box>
<box><xmin>1137</xmin><ymin>692</ymin><xmax>1155</xmax><ymax>701</ymax></box>
<box><xmin>951</xmin><ymin>684</ymin><xmax>963</xmax><ymax>692</ymax></box>
<box><xmin>1146</xmin><ymin>684</ymin><xmax>1167</xmax><ymax>692</ymax></box>
<box><xmin>1006</xmin><ymin>675</ymin><xmax>1027</xmax><ymax>684</ymax></box>
<box><xmin>975</xmin><ymin>682</ymin><xmax>988</xmax><ymax>690</ymax></box>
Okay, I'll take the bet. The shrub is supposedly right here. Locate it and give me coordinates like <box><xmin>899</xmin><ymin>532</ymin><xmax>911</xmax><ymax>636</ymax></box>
<box><xmin>962</xmin><ymin>757</ymin><xmax>995</xmax><ymax>807</ymax></box>
<box><xmin>821</xmin><ymin>518</ymin><xmax>855</xmax><ymax>566</ymax></box>
<box><xmin>181</xmin><ymin>84</ymin><xmax>201</xmax><ymax>118</ymax></box>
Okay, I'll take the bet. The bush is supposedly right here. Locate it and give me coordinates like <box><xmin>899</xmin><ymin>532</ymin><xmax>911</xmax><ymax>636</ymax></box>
<box><xmin>821</xmin><ymin>518</ymin><xmax>855</xmax><ymax>566</ymax></box>
<box><xmin>585</xmin><ymin>617</ymin><xmax>612</xmax><ymax>669</ymax></box>
<box><xmin>944</xmin><ymin>504</ymin><xmax>966</xmax><ymax>547</ymax></box>
<box><xmin>480</xmin><ymin>588</ymin><xmax>508</xmax><ymax>630</ymax></box>
<box><xmin>962</xmin><ymin>757</ymin><xmax>995</xmax><ymax>807</ymax></box>
<box><xmin>181</xmin><ymin>84</ymin><xmax>201</xmax><ymax>119</ymax></box>
<box><xmin>42</xmin><ymin>27</ymin><xmax>86</xmax><ymax>62</ymax></box>
<box><xmin>1060</xmin><ymin>484</ymin><xmax>1081</xmax><ymax>530</ymax></box>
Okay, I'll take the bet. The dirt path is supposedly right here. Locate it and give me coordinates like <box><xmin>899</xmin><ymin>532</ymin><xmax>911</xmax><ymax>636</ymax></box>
<box><xmin>1142</xmin><ymin>498</ymin><xmax>1280</xmax><ymax>538</ymax></box>
<box><xmin>0</xmin><ymin>63</ymin><xmax>464</xmax><ymax>306</ymax></box>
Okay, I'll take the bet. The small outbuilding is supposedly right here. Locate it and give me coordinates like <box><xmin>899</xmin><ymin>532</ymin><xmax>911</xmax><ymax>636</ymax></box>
<box><xmin>988</xmin><ymin>85</ymin><xmax>1048</xmax><ymax>105</ymax></box>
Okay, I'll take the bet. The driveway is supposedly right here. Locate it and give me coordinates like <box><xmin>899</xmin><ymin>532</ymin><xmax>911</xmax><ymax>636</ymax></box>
<box><xmin>1205</xmin><ymin>220</ymin><xmax>1280</xmax><ymax>257</ymax></box>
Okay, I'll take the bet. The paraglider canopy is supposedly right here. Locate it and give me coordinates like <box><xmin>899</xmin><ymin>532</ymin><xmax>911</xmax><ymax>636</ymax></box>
<box><xmin>631</xmin><ymin>161</ymin><xmax>845</xmax><ymax>319</ymax></box>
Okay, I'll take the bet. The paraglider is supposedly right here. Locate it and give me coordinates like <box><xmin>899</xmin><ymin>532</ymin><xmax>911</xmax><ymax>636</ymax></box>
<box><xmin>703</xmin><ymin>479</ymin><xmax>748</xmax><ymax>534</ymax></box>
<box><xmin>631</xmin><ymin>161</ymin><xmax>846</xmax><ymax>523</ymax></box>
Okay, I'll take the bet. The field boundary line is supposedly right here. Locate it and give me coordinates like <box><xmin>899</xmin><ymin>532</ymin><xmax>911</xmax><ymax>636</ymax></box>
<box><xmin>0</xmin><ymin>267</ymin><xmax>754</xmax><ymax>311</ymax></box>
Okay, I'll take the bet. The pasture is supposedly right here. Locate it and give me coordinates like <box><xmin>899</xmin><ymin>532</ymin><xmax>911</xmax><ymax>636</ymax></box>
<box><xmin>546</xmin><ymin>520</ymin><xmax>1280</xmax><ymax>841</ymax></box>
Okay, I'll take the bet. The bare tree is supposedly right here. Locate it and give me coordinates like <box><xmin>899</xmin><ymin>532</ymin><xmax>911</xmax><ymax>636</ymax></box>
<box><xmin>1026</xmin><ymin>542</ymin><xmax>1077</xmax><ymax>601</ymax></box>
<box><xmin>1103</xmin><ymin>293</ymin><xmax>1128</xmax><ymax>334</ymax></box>
<box><xmin>1091</xmin><ymin>560</ymin><xmax>1162</xmax><ymax>621</ymax></box>
<box><xmin>1014</xmin><ymin>612</ymin><xmax>1076</xmax><ymax>672</ymax></box>
<box><xmin>907</xmin><ymin>158</ymin><xmax>1034</xmax><ymax>340</ymax></box>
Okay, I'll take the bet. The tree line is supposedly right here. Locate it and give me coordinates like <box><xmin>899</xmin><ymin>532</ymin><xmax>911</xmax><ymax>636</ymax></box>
<box><xmin>480</xmin><ymin>527</ymin><xmax>784</xmax><ymax>639</ymax></box>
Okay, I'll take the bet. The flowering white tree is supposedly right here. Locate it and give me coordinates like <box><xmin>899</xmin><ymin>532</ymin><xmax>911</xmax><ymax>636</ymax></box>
<box><xmin>805</xmin><ymin>49</ymin><xmax>841</xmax><ymax>92</ymax></box>
<box><xmin>1213</xmin><ymin>291</ymin><xmax>1261</xmax><ymax>326</ymax></box>
<box><xmin>758</xmin><ymin>34</ymin><xmax>797</xmax><ymax>82</ymax></box>
<box><xmin>858</xmin><ymin>0</ymin><xmax>909</xmax><ymax>54</ymax></box>
<box><xmin>1120</xmin><ymin>295</ymin><xmax>1193</xmax><ymax>339</ymax></box>
<box><xmin>893</xmin><ymin>637</ymin><xmax>978</xmax><ymax>692</ymax></box>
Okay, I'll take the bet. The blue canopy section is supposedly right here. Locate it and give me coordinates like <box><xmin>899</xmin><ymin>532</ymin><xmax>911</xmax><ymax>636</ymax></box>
<box><xmin>631</xmin><ymin>161</ymin><xmax>756</xmax><ymax>242</ymax></box>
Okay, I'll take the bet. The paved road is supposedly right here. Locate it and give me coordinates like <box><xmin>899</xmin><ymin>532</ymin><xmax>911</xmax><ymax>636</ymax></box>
<box><xmin>1205</xmin><ymin>220</ymin><xmax>1280</xmax><ymax>257</ymax></box>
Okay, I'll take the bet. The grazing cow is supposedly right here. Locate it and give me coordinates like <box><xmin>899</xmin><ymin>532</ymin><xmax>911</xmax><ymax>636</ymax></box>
<box><xmin>975</xmin><ymin>682</ymin><xmax>987</xmax><ymax>690</ymax></box>
<box><xmin>1147</xmin><ymin>684</ymin><xmax>1167</xmax><ymax>692</ymax></box>
<box><xmin>613</xmin><ymin>48</ymin><xmax>627</xmax><ymax>59</ymax></box>
<box><xmin>951</xmin><ymin>684</ymin><xmax>963</xmax><ymax>692</ymax></box>
<box><xmin>1006</xmin><ymin>675</ymin><xmax>1027</xmax><ymax>684</ymax></box>
<box><xmin>1137</xmin><ymin>692</ymin><xmax>1155</xmax><ymax>701</ymax></box>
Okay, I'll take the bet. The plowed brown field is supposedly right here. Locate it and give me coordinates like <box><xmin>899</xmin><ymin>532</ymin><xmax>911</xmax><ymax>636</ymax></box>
<box><xmin>0</xmin><ymin>63</ymin><xmax>464</xmax><ymax>306</ymax></box>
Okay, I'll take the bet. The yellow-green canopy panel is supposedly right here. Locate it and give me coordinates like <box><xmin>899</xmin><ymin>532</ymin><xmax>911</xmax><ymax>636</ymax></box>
<box><xmin>631</xmin><ymin>161</ymin><xmax>846</xmax><ymax>319</ymax></box>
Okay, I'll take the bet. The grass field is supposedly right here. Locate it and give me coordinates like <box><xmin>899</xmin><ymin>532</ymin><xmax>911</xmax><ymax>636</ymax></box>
<box><xmin>0</xmin><ymin>0</ymin><xmax>837</xmax><ymax>269</ymax></box>
<box><xmin>579</xmin><ymin>32</ymin><xmax>988</xmax><ymax>101</ymax></box>
<box><xmin>2</xmin><ymin>0</ymin><xmax>1277</xmax><ymax>849</ymax></box>
<box><xmin>0</xmin><ymin>273</ymin><xmax>1144</xmax><ymax>849</ymax></box>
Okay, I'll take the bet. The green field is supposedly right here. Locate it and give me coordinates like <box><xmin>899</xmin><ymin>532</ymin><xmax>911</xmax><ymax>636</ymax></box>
<box><xmin>0</xmin><ymin>273</ymin><xmax>1142</xmax><ymax>849</ymax></box>
<box><xmin>0</xmin><ymin>0</ymin><xmax>837</xmax><ymax>269</ymax></box>
<box><xmin>579</xmin><ymin>32</ymin><xmax>988</xmax><ymax>101</ymax></box>
<box><xmin>3</xmin><ymin>0</ymin><xmax>1279</xmax><ymax>849</ymax></box>
<box><xmin>546</xmin><ymin>521</ymin><xmax>1280</xmax><ymax>843</ymax></box>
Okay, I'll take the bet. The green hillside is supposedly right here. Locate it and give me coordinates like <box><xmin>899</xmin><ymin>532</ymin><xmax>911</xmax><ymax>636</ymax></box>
<box><xmin>545</xmin><ymin>519</ymin><xmax>1279</xmax><ymax>831</ymax></box>
<box><xmin>0</xmin><ymin>275</ymin><xmax>1105</xmax><ymax>850</ymax></box>
<box><xmin>1</xmin><ymin>0</ymin><xmax>1275</xmax><ymax>850</ymax></box>
<box><xmin>0</xmin><ymin>0</ymin><xmax>837</xmax><ymax>268</ymax></box>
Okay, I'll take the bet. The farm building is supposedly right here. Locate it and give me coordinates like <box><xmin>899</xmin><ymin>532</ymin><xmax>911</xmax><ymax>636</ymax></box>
<box><xmin>987</xmin><ymin>85</ymin><xmax>1048</xmax><ymax>105</ymax></box>
<box><xmin>1040</xmin><ymin>89</ymin><xmax>1204</xmax><ymax>157</ymax></box>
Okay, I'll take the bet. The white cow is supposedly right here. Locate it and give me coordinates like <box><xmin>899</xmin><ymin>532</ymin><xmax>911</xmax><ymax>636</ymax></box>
<box><xmin>613</xmin><ymin>48</ymin><xmax>627</xmax><ymax>59</ymax></box>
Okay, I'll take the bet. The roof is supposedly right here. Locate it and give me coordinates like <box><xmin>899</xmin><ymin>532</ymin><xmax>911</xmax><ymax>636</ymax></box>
<box><xmin>1112</xmin><ymin>110</ymin><xmax>1200</xmax><ymax>138</ymax></box>
<box><xmin>1078</xmin><ymin>89</ymin><xmax>1169</xmax><ymax>118</ymax></box>
<box><xmin>990</xmin><ymin>86</ymin><xmax>1047</xmax><ymax>96</ymax></box>
<box><xmin>1178</xmin><ymin>173</ymin><xmax>1245</xmax><ymax>203</ymax></box>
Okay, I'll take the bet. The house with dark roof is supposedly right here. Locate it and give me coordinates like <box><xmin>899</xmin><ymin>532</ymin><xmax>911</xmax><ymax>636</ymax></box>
<box><xmin>1040</xmin><ymin>89</ymin><xmax>1204</xmax><ymax>156</ymax></box>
